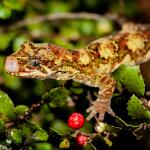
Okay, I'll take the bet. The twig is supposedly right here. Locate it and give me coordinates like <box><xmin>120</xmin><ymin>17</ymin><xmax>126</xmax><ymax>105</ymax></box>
<box><xmin>133</xmin><ymin>123</ymin><xmax>150</xmax><ymax>139</ymax></box>
<box><xmin>6</xmin><ymin>12</ymin><xmax>126</xmax><ymax>31</ymax></box>
<box><xmin>90</xmin><ymin>143</ymin><xmax>98</xmax><ymax>150</ymax></box>
<box><xmin>5</xmin><ymin>100</ymin><xmax>44</xmax><ymax>129</ymax></box>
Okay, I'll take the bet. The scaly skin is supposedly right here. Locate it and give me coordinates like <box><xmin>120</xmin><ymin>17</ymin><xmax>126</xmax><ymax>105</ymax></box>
<box><xmin>5</xmin><ymin>22</ymin><xmax>150</xmax><ymax>121</ymax></box>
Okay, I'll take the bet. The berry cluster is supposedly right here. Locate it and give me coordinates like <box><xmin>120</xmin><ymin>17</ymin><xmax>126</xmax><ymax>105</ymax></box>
<box><xmin>67</xmin><ymin>112</ymin><xmax>88</xmax><ymax>147</ymax></box>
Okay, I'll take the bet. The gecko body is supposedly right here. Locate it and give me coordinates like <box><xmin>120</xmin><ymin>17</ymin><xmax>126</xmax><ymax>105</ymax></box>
<box><xmin>5</xmin><ymin>22</ymin><xmax>150</xmax><ymax>121</ymax></box>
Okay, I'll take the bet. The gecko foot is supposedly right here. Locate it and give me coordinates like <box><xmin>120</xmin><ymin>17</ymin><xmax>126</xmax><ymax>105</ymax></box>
<box><xmin>86</xmin><ymin>100</ymin><xmax>116</xmax><ymax>121</ymax></box>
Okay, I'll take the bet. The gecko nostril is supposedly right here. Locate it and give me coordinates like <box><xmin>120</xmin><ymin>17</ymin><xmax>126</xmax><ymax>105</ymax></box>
<box><xmin>5</xmin><ymin>57</ymin><xmax>19</xmax><ymax>73</ymax></box>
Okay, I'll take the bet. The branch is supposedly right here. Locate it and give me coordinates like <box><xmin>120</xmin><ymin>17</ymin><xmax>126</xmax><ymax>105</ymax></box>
<box><xmin>7</xmin><ymin>12</ymin><xmax>126</xmax><ymax>31</ymax></box>
<box><xmin>5</xmin><ymin>100</ymin><xmax>44</xmax><ymax>129</ymax></box>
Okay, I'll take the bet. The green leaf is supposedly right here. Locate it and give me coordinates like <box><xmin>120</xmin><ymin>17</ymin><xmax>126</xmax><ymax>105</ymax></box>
<box><xmin>0</xmin><ymin>4</ymin><xmax>11</xmax><ymax>19</ymax></box>
<box><xmin>0</xmin><ymin>56</ymin><xmax>5</xmax><ymax>73</ymax></box>
<box><xmin>33</xmin><ymin>80</ymin><xmax>45</xmax><ymax>96</ymax></box>
<box><xmin>79</xmin><ymin>20</ymin><xmax>96</xmax><ymax>35</ymax></box>
<box><xmin>70</xmin><ymin>87</ymin><xmax>83</xmax><ymax>94</ymax></box>
<box><xmin>51</xmin><ymin>119</ymin><xmax>70</xmax><ymax>134</ymax></box>
<box><xmin>21</xmin><ymin>122</ymin><xmax>35</xmax><ymax>137</ymax></box>
<box><xmin>46</xmin><ymin>1</ymin><xmax>71</xmax><ymax>13</ymax></box>
<box><xmin>53</xmin><ymin>38</ymin><xmax>75</xmax><ymax>50</ymax></box>
<box><xmin>22</xmin><ymin>127</ymin><xmax>32</xmax><ymax>137</ymax></box>
<box><xmin>15</xmin><ymin>105</ymin><xmax>28</xmax><ymax>116</ymax></box>
<box><xmin>60</xmin><ymin>25</ymin><xmax>80</xmax><ymax>44</ymax></box>
<box><xmin>3</xmin><ymin>73</ymin><xmax>21</xmax><ymax>90</ymax></box>
<box><xmin>3</xmin><ymin>0</ymin><xmax>24</xmax><ymax>10</ymax></box>
<box><xmin>80</xmin><ymin>121</ymin><xmax>93</xmax><ymax>133</ymax></box>
<box><xmin>35</xmin><ymin>142</ymin><xmax>53</xmax><ymax>150</ymax></box>
<box><xmin>26</xmin><ymin>121</ymin><xmax>41</xmax><ymax>131</ymax></box>
<box><xmin>127</xmin><ymin>95</ymin><xmax>150</xmax><ymax>119</ymax></box>
<box><xmin>113</xmin><ymin>65</ymin><xmax>145</xmax><ymax>95</ymax></box>
<box><xmin>13</xmin><ymin>36</ymin><xmax>28</xmax><ymax>51</ymax></box>
<box><xmin>0</xmin><ymin>32</ymin><xmax>16</xmax><ymax>50</ymax></box>
<box><xmin>33</xmin><ymin>130</ymin><xmax>49</xmax><ymax>141</ymax></box>
<box><xmin>59</xmin><ymin>138</ymin><xmax>70</xmax><ymax>149</ymax></box>
<box><xmin>49</xmin><ymin>128</ymin><xmax>71</xmax><ymax>141</ymax></box>
<box><xmin>0</xmin><ymin>90</ymin><xmax>15</xmax><ymax>121</ymax></box>
<box><xmin>0</xmin><ymin>119</ymin><xmax>5</xmax><ymax>134</ymax></box>
<box><xmin>11</xmin><ymin>129</ymin><xmax>23</xmax><ymax>144</ymax></box>
<box><xmin>42</xmin><ymin>87</ymin><xmax>68</xmax><ymax>108</ymax></box>
<box><xmin>97</xmin><ymin>19</ymin><xmax>114</xmax><ymax>35</ymax></box>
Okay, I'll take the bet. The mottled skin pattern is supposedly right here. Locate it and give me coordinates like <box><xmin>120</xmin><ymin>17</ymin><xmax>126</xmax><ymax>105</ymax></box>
<box><xmin>5</xmin><ymin>22</ymin><xmax>150</xmax><ymax>121</ymax></box>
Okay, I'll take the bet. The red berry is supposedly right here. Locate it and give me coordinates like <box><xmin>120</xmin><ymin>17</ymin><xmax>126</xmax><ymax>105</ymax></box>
<box><xmin>75</xmin><ymin>135</ymin><xmax>88</xmax><ymax>147</ymax></box>
<box><xmin>67</xmin><ymin>112</ymin><xmax>84</xmax><ymax>129</ymax></box>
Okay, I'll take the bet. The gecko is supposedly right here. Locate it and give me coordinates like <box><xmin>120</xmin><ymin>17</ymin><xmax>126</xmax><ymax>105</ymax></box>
<box><xmin>5</xmin><ymin>22</ymin><xmax>150</xmax><ymax>121</ymax></box>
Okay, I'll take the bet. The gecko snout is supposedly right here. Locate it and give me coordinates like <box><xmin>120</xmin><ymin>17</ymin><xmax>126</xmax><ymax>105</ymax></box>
<box><xmin>5</xmin><ymin>56</ymin><xmax>19</xmax><ymax>73</ymax></box>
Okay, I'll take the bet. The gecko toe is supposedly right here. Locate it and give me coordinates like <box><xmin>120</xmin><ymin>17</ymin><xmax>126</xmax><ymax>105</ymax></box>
<box><xmin>86</xmin><ymin>110</ymin><xmax>97</xmax><ymax>121</ymax></box>
<box><xmin>86</xmin><ymin>106</ymin><xmax>93</xmax><ymax>113</ymax></box>
<box><xmin>107</xmin><ymin>107</ymin><xmax>116</xmax><ymax>117</ymax></box>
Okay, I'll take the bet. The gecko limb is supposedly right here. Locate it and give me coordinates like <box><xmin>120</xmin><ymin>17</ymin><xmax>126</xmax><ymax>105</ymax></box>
<box><xmin>86</xmin><ymin>75</ymin><xmax>116</xmax><ymax>121</ymax></box>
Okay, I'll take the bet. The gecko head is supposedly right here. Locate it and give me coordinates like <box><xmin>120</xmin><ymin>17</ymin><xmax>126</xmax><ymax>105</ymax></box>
<box><xmin>5</xmin><ymin>41</ymin><xmax>59</xmax><ymax>79</ymax></box>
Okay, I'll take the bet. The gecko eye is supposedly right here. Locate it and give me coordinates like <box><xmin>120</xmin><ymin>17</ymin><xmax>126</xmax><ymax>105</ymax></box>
<box><xmin>30</xmin><ymin>59</ymin><xmax>40</xmax><ymax>66</ymax></box>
